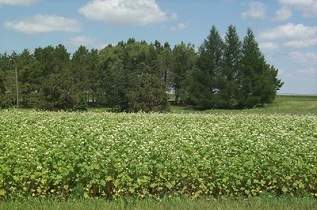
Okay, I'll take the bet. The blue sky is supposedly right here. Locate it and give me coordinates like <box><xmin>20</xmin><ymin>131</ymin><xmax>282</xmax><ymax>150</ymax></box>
<box><xmin>0</xmin><ymin>0</ymin><xmax>316</xmax><ymax>94</ymax></box>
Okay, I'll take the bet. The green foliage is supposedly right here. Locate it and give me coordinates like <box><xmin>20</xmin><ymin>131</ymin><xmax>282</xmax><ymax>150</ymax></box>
<box><xmin>0</xmin><ymin>26</ymin><xmax>283</xmax><ymax>111</ymax></box>
<box><xmin>32</xmin><ymin>45</ymin><xmax>81</xmax><ymax>110</ymax></box>
<box><xmin>71</xmin><ymin>46</ymin><xmax>99</xmax><ymax>106</ymax></box>
<box><xmin>0</xmin><ymin>75</ymin><xmax>5</xmax><ymax>108</ymax></box>
<box><xmin>188</xmin><ymin>26</ymin><xmax>224</xmax><ymax>109</ymax></box>
<box><xmin>0</xmin><ymin>53</ymin><xmax>15</xmax><ymax>108</ymax></box>
<box><xmin>239</xmin><ymin>29</ymin><xmax>283</xmax><ymax>108</ymax></box>
<box><xmin>126</xmin><ymin>70</ymin><xmax>168</xmax><ymax>112</ymax></box>
<box><xmin>38</xmin><ymin>72</ymin><xmax>80</xmax><ymax>111</ymax></box>
<box><xmin>98</xmin><ymin>40</ymin><xmax>168</xmax><ymax>112</ymax></box>
<box><xmin>0</xmin><ymin>111</ymin><xmax>316</xmax><ymax>199</ymax></box>
<box><xmin>171</xmin><ymin>42</ymin><xmax>196</xmax><ymax>104</ymax></box>
<box><xmin>187</xmin><ymin>26</ymin><xmax>283</xmax><ymax>110</ymax></box>
<box><xmin>219</xmin><ymin>25</ymin><xmax>242</xmax><ymax>108</ymax></box>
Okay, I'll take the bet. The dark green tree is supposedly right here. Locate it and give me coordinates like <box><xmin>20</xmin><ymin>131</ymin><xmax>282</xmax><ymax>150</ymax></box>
<box><xmin>259</xmin><ymin>64</ymin><xmax>283</xmax><ymax>105</ymax></box>
<box><xmin>239</xmin><ymin>29</ymin><xmax>266</xmax><ymax>107</ymax></box>
<box><xmin>127</xmin><ymin>63</ymin><xmax>168</xmax><ymax>112</ymax></box>
<box><xmin>39</xmin><ymin>70</ymin><xmax>78</xmax><ymax>110</ymax></box>
<box><xmin>0</xmin><ymin>29</ymin><xmax>282</xmax><ymax>111</ymax></box>
<box><xmin>0</xmin><ymin>53</ymin><xmax>17</xmax><ymax>107</ymax></box>
<box><xmin>34</xmin><ymin>45</ymin><xmax>80</xmax><ymax>110</ymax></box>
<box><xmin>99</xmin><ymin>40</ymin><xmax>168</xmax><ymax>112</ymax></box>
<box><xmin>71</xmin><ymin>46</ymin><xmax>100</xmax><ymax>106</ymax></box>
<box><xmin>0</xmin><ymin>70</ymin><xmax>5</xmax><ymax>108</ymax></box>
<box><xmin>98</xmin><ymin>46</ymin><xmax>126</xmax><ymax>109</ymax></box>
<box><xmin>71</xmin><ymin>46</ymin><xmax>90</xmax><ymax>104</ymax></box>
<box><xmin>240</xmin><ymin>29</ymin><xmax>283</xmax><ymax>107</ymax></box>
<box><xmin>161</xmin><ymin>42</ymin><xmax>173</xmax><ymax>85</ymax></box>
<box><xmin>15</xmin><ymin>49</ymin><xmax>38</xmax><ymax>107</ymax></box>
<box><xmin>188</xmin><ymin>26</ymin><xmax>223</xmax><ymax>109</ymax></box>
<box><xmin>171</xmin><ymin>42</ymin><xmax>196</xmax><ymax>104</ymax></box>
<box><xmin>220</xmin><ymin>25</ymin><xmax>242</xmax><ymax>108</ymax></box>
<box><xmin>0</xmin><ymin>54</ymin><xmax>6</xmax><ymax>97</ymax></box>
<box><xmin>125</xmin><ymin>41</ymin><xmax>168</xmax><ymax>112</ymax></box>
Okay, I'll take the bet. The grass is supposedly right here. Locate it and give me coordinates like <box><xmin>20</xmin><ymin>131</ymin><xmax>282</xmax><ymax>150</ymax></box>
<box><xmin>3</xmin><ymin>95</ymin><xmax>317</xmax><ymax>115</ymax></box>
<box><xmin>170</xmin><ymin>95</ymin><xmax>317</xmax><ymax>115</ymax></box>
<box><xmin>1</xmin><ymin>196</ymin><xmax>317</xmax><ymax>210</ymax></box>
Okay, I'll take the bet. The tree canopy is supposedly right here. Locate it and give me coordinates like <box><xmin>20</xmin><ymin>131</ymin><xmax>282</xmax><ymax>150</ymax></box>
<box><xmin>0</xmin><ymin>26</ymin><xmax>283</xmax><ymax>112</ymax></box>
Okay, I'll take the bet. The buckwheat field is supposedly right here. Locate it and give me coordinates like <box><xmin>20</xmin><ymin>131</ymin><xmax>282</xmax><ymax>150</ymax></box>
<box><xmin>1</xmin><ymin>111</ymin><xmax>317</xmax><ymax>199</ymax></box>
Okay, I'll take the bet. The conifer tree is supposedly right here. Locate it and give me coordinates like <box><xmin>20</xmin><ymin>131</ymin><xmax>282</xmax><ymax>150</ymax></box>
<box><xmin>172</xmin><ymin>42</ymin><xmax>196</xmax><ymax>104</ymax></box>
<box><xmin>221</xmin><ymin>25</ymin><xmax>242</xmax><ymax>108</ymax></box>
<box><xmin>0</xmin><ymin>29</ymin><xmax>282</xmax><ymax>111</ymax></box>
<box><xmin>188</xmin><ymin>26</ymin><xmax>224</xmax><ymax>108</ymax></box>
<box><xmin>239</xmin><ymin>29</ymin><xmax>266</xmax><ymax>107</ymax></box>
<box><xmin>240</xmin><ymin>29</ymin><xmax>283</xmax><ymax>107</ymax></box>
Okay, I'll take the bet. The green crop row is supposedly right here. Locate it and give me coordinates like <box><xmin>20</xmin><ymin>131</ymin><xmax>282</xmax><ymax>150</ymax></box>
<box><xmin>0</xmin><ymin>111</ymin><xmax>317</xmax><ymax>199</ymax></box>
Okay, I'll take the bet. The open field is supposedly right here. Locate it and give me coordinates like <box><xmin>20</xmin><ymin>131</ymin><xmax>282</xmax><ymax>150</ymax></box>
<box><xmin>170</xmin><ymin>95</ymin><xmax>317</xmax><ymax>115</ymax></box>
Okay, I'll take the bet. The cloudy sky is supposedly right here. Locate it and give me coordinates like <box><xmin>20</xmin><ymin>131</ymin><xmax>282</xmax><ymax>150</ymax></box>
<box><xmin>0</xmin><ymin>0</ymin><xmax>316</xmax><ymax>94</ymax></box>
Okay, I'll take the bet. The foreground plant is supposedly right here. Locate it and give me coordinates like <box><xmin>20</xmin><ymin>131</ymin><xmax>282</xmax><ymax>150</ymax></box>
<box><xmin>0</xmin><ymin>111</ymin><xmax>316</xmax><ymax>199</ymax></box>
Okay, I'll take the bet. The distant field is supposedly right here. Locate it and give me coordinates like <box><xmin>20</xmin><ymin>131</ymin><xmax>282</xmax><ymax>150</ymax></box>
<box><xmin>170</xmin><ymin>95</ymin><xmax>317</xmax><ymax>115</ymax></box>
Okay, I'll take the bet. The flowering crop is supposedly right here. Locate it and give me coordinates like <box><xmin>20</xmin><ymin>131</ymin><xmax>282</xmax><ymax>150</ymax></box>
<box><xmin>0</xmin><ymin>111</ymin><xmax>317</xmax><ymax>199</ymax></box>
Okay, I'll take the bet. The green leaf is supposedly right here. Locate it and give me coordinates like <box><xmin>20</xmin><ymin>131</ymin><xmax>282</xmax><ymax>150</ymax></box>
<box><xmin>0</xmin><ymin>189</ymin><xmax>6</xmax><ymax>196</ymax></box>
<box><xmin>282</xmin><ymin>186</ymin><xmax>288</xmax><ymax>193</ymax></box>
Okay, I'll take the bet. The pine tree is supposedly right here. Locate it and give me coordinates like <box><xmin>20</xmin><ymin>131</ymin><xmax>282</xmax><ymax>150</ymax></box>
<box><xmin>125</xmin><ymin>41</ymin><xmax>168</xmax><ymax>112</ymax></box>
<box><xmin>0</xmin><ymin>30</ymin><xmax>282</xmax><ymax>111</ymax></box>
<box><xmin>71</xmin><ymin>46</ymin><xmax>92</xmax><ymax>105</ymax></box>
<box><xmin>0</xmin><ymin>55</ymin><xmax>6</xmax><ymax>98</ymax></box>
<box><xmin>99</xmin><ymin>40</ymin><xmax>168</xmax><ymax>112</ymax></box>
<box><xmin>172</xmin><ymin>42</ymin><xmax>196</xmax><ymax>104</ymax></box>
<box><xmin>0</xmin><ymin>71</ymin><xmax>5</xmax><ymax>108</ymax></box>
<box><xmin>259</xmin><ymin>64</ymin><xmax>283</xmax><ymax>105</ymax></box>
<box><xmin>239</xmin><ymin>29</ymin><xmax>265</xmax><ymax>107</ymax></box>
<box><xmin>35</xmin><ymin>45</ymin><xmax>80</xmax><ymax>110</ymax></box>
<box><xmin>221</xmin><ymin>25</ymin><xmax>242</xmax><ymax>108</ymax></box>
<box><xmin>240</xmin><ymin>29</ymin><xmax>283</xmax><ymax>107</ymax></box>
<box><xmin>98</xmin><ymin>46</ymin><xmax>126</xmax><ymax>110</ymax></box>
<box><xmin>188</xmin><ymin>26</ymin><xmax>224</xmax><ymax>108</ymax></box>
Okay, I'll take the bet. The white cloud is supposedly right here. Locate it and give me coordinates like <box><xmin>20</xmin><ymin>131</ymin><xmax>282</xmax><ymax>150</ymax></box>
<box><xmin>0</xmin><ymin>0</ymin><xmax>37</xmax><ymax>6</ymax></box>
<box><xmin>261</xmin><ymin>23</ymin><xmax>317</xmax><ymax>40</ymax></box>
<box><xmin>300</xmin><ymin>67</ymin><xmax>317</xmax><ymax>76</ymax></box>
<box><xmin>69</xmin><ymin>36</ymin><xmax>106</xmax><ymax>49</ymax></box>
<box><xmin>261</xmin><ymin>23</ymin><xmax>317</xmax><ymax>48</ymax></box>
<box><xmin>278</xmin><ymin>0</ymin><xmax>317</xmax><ymax>17</ymax></box>
<box><xmin>4</xmin><ymin>15</ymin><xmax>80</xmax><ymax>34</ymax></box>
<box><xmin>289</xmin><ymin>51</ymin><xmax>317</xmax><ymax>64</ymax></box>
<box><xmin>284</xmin><ymin>38</ymin><xmax>317</xmax><ymax>48</ymax></box>
<box><xmin>259</xmin><ymin>41</ymin><xmax>279</xmax><ymax>50</ymax></box>
<box><xmin>289</xmin><ymin>51</ymin><xmax>317</xmax><ymax>76</ymax></box>
<box><xmin>274</xmin><ymin>7</ymin><xmax>292</xmax><ymax>21</ymax></box>
<box><xmin>242</xmin><ymin>1</ymin><xmax>266</xmax><ymax>19</ymax></box>
<box><xmin>79</xmin><ymin>0</ymin><xmax>171</xmax><ymax>25</ymax></box>
<box><xmin>170</xmin><ymin>22</ymin><xmax>187</xmax><ymax>31</ymax></box>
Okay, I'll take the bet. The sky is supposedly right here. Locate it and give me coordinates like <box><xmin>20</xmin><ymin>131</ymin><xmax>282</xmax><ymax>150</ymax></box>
<box><xmin>0</xmin><ymin>0</ymin><xmax>316</xmax><ymax>95</ymax></box>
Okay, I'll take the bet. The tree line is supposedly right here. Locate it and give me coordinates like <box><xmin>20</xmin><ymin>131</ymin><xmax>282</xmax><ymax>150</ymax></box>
<box><xmin>0</xmin><ymin>25</ymin><xmax>283</xmax><ymax>112</ymax></box>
